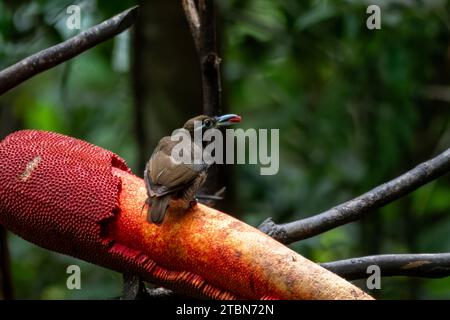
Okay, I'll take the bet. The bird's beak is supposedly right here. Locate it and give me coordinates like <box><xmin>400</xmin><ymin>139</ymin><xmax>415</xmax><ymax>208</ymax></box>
<box><xmin>215</xmin><ymin>114</ymin><xmax>242</xmax><ymax>127</ymax></box>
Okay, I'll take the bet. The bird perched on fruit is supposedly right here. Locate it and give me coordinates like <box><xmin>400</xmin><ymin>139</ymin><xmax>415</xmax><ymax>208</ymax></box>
<box><xmin>144</xmin><ymin>114</ymin><xmax>241</xmax><ymax>224</ymax></box>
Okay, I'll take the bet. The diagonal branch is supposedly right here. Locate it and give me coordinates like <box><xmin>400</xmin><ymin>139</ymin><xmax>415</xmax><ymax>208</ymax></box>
<box><xmin>321</xmin><ymin>253</ymin><xmax>450</xmax><ymax>280</ymax></box>
<box><xmin>0</xmin><ymin>6</ymin><xmax>139</xmax><ymax>95</ymax></box>
<box><xmin>259</xmin><ymin>147</ymin><xmax>450</xmax><ymax>244</ymax></box>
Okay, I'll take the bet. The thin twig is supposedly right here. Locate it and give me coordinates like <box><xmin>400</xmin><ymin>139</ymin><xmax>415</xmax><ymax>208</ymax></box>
<box><xmin>0</xmin><ymin>6</ymin><xmax>139</xmax><ymax>95</ymax></box>
<box><xmin>259</xmin><ymin>148</ymin><xmax>450</xmax><ymax>244</ymax></box>
<box><xmin>198</xmin><ymin>186</ymin><xmax>226</xmax><ymax>207</ymax></box>
<box><xmin>321</xmin><ymin>253</ymin><xmax>450</xmax><ymax>280</ymax></box>
<box><xmin>197</xmin><ymin>194</ymin><xmax>224</xmax><ymax>201</ymax></box>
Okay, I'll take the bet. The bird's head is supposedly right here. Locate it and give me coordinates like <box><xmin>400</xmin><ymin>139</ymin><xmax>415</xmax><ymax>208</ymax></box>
<box><xmin>183</xmin><ymin>114</ymin><xmax>241</xmax><ymax>135</ymax></box>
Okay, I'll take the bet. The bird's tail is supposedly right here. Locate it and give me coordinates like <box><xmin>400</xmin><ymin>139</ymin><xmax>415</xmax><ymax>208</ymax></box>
<box><xmin>148</xmin><ymin>194</ymin><xmax>171</xmax><ymax>224</ymax></box>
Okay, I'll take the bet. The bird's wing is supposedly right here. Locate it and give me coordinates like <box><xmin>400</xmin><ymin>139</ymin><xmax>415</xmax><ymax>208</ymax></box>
<box><xmin>146</xmin><ymin>136</ymin><xmax>207</xmax><ymax>196</ymax></box>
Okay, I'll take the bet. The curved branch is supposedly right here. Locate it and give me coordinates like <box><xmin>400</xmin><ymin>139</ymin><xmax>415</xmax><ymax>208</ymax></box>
<box><xmin>259</xmin><ymin>147</ymin><xmax>450</xmax><ymax>244</ymax></box>
<box><xmin>321</xmin><ymin>253</ymin><xmax>450</xmax><ymax>280</ymax></box>
<box><xmin>0</xmin><ymin>6</ymin><xmax>139</xmax><ymax>95</ymax></box>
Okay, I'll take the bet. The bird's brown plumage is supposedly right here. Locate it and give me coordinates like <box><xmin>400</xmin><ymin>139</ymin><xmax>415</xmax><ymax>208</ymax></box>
<box><xmin>144</xmin><ymin>116</ymin><xmax>212</xmax><ymax>224</ymax></box>
<box><xmin>144</xmin><ymin>114</ymin><xmax>241</xmax><ymax>224</ymax></box>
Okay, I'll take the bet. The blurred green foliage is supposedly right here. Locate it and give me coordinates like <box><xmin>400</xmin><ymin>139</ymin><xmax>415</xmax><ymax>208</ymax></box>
<box><xmin>1</xmin><ymin>0</ymin><xmax>450</xmax><ymax>299</ymax></box>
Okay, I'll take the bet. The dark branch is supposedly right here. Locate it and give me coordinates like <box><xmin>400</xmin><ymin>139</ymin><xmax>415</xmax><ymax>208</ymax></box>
<box><xmin>182</xmin><ymin>0</ymin><xmax>224</xmax><ymax>199</ymax></box>
<box><xmin>197</xmin><ymin>186</ymin><xmax>226</xmax><ymax>207</ymax></box>
<box><xmin>0</xmin><ymin>225</ymin><xmax>13</xmax><ymax>299</ymax></box>
<box><xmin>121</xmin><ymin>273</ymin><xmax>180</xmax><ymax>300</ymax></box>
<box><xmin>0</xmin><ymin>6</ymin><xmax>139</xmax><ymax>95</ymax></box>
<box><xmin>182</xmin><ymin>0</ymin><xmax>222</xmax><ymax>116</ymax></box>
<box><xmin>259</xmin><ymin>147</ymin><xmax>450</xmax><ymax>244</ymax></box>
<box><xmin>198</xmin><ymin>0</ymin><xmax>222</xmax><ymax>116</ymax></box>
<box><xmin>144</xmin><ymin>287</ymin><xmax>177</xmax><ymax>299</ymax></box>
<box><xmin>321</xmin><ymin>253</ymin><xmax>450</xmax><ymax>280</ymax></box>
<box><xmin>122</xmin><ymin>273</ymin><xmax>147</xmax><ymax>300</ymax></box>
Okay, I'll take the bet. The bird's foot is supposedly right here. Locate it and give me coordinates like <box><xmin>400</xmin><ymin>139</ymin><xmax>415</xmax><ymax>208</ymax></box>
<box><xmin>141</xmin><ymin>197</ymin><xmax>152</xmax><ymax>214</ymax></box>
<box><xmin>188</xmin><ymin>198</ymin><xmax>198</xmax><ymax>210</ymax></box>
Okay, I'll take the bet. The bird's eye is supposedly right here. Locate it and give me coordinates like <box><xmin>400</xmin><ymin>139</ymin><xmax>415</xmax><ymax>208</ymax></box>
<box><xmin>204</xmin><ymin>119</ymin><xmax>213</xmax><ymax>128</ymax></box>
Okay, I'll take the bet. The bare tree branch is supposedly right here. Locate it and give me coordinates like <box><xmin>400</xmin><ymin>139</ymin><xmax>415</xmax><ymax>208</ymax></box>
<box><xmin>0</xmin><ymin>225</ymin><xmax>13</xmax><ymax>299</ymax></box>
<box><xmin>198</xmin><ymin>186</ymin><xmax>226</xmax><ymax>207</ymax></box>
<box><xmin>198</xmin><ymin>0</ymin><xmax>222</xmax><ymax>116</ymax></box>
<box><xmin>144</xmin><ymin>287</ymin><xmax>178</xmax><ymax>299</ymax></box>
<box><xmin>182</xmin><ymin>0</ymin><xmax>225</xmax><ymax>201</ymax></box>
<box><xmin>182</xmin><ymin>0</ymin><xmax>201</xmax><ymax>51</ymax></box>
<box><xmin>0</xmin><ymin>6</ymin><xmax>139</xmax><ymax>95</ymax></box>
<box><xmin>321</xmin><ymin>253</ymin><xmax>450</xmax><ymax>280</ymax></box>
<box><xmin>259</xmin><ymin>147</ymin><xmax>450</xmax><ymax>244</ymax></box>
<box><xmin>121</xmin><ymin>273</ymin><xmax>180</xmax><ymax>300</ymax></box>
<box><xmin>122</xmin><ymin>273</ymin><xmax>147</xmax><ymax>300</ymax></box>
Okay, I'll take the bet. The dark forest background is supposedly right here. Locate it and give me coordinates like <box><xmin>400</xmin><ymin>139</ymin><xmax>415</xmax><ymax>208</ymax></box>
<box><xmin>1</xmin><ymin>0</ymin><xmax>450</xmax><ymax>299</ymax></box>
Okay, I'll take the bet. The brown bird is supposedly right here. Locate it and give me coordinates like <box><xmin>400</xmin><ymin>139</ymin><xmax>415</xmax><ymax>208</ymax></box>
<box><xmin>144</xmin><ymin>114</ymin><xmax>241</xmax><ymax>224</ymax></box>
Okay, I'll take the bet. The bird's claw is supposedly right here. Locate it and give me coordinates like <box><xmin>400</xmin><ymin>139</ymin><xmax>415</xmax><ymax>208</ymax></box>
<box><xmin>141</xmin><ymin>197</ymin><xmax>152</xmax><ymax>214</ymax></box>
<box><xmin>188</xmin><ymin>198</ymin><xmax>198</xmax><ymax>210</ymax></box>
